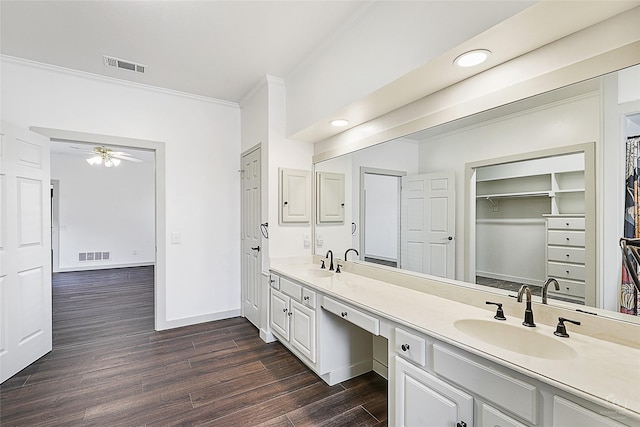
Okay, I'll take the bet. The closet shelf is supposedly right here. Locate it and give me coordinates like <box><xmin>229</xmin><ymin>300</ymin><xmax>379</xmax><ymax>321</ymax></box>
<box><xmin>477</xmin><ymin>191</ymin><xmax>551</xmax><ymax>201</ymax></box>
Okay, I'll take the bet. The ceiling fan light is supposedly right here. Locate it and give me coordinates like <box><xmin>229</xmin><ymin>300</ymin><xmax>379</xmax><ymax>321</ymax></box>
<box><xmin>111</xmin><ymin>158</ymin><xmax>121</xmax><ymax>166</ymax></box>
<box><xmin>86</xmin><ymin>156</ymin><xmax>102</xmax><ymax>165</ymax></box>
<box><xmin>104</xmin><ymin>159</ymin><xmax>114</xmax><ymax>167</ymax></box>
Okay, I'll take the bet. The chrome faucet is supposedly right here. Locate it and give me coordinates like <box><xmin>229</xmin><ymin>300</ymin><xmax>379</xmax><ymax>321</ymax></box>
<box><xmin>516</xmin><ymin>285</ymin><xmax>536</xmax><ymax>327</ymax></box>
<box><xmin>541</xmin><ymin>278</ymin><xmax>560</xmax><ymax>304</ymax></box>
<box><xmin>325</xmin><ymin>250</ymin><xmax>334</xmax><ymax>271</ymax></box>
<box><xmin>344</xmin><ymin>248</ymin><xmax>359</xmax><ymax>261</ymax></box>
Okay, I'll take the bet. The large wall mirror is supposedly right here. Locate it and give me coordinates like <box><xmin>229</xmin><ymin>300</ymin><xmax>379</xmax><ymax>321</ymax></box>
<box><xmin>313</xmin><ymin>64</ymin><xmax>640</xmax><ymax>322</ymax></box>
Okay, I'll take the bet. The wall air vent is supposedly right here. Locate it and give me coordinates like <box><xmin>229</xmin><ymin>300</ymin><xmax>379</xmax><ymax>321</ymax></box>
<box><xmin>103</xmin><ymin>55</ymin><xmax>146</xmax><ymax>74</ymax></box>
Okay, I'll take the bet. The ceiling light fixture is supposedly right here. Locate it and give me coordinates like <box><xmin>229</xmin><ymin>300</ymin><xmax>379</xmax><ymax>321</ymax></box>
<box><xmin>86</xmin><ymin>146</ymin><xmax>122</xmax><ymax>168</ymax></box>
<box><xmin>330</xmin><ymin>119</ymin><xmax>349</xmax><ymax>127</ymax></box>
<box><xmin>454</xmin><ymin>49</ymin><xmax>491</xmax><ymax>68</ymax></box>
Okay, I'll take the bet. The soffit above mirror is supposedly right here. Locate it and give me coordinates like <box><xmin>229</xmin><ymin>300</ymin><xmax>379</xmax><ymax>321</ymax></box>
<box><xmin>292</xmin><ymin>2</ymin><xmax>640</xmax><ymax>144</ymax></box>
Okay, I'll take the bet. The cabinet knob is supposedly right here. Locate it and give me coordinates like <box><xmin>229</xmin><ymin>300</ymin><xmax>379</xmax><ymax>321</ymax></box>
<box><xmin>566</xmin><ymin>254</ymin><xmax>570</xmax><ymax>257</ymax></box>
<box><xmin>341</xmin><ymin>311</ymin><xmax>348</xmax><ymax>318</ymax></box>
<box><xmin>283</xmin><ymin>308</ymin><xmax>287</xmax><ymax>313</ymax></box>
<box><xmin>303</xmin><ymin>296</ymin><xmax>309</xmax><ymax>301</ymax></box>
<box><xmin>566</xmin><ymin>270</ymin><xmax>570</xmax><ymax>274</ymax></box>
<box><xmin>401</xmin><ymin>344</ymin><xmax>410</xmax><ymax>352</ymax></box>
<box><xmin>287</xmin><ymin>311</ymin><xmax>293</xmax><ymax>317</ymax></box>
<box><xmin>566</xmin><ymin>237</ymin><xmax>570</xmax><ymax>241</ymax></box>
<box><xmin>566</xmin><ymin>222</ymin><xmax>570</xmax><ymax>226</ymax></box>
<box><xmin>284</xmin><ymin>201</ymin><xmax>288</xmax><ymax>205</ymax></box>
<box><xmin>457</xmin><ymin>422</ymin><xmax>467</xmax><ymax>427</ymax></box>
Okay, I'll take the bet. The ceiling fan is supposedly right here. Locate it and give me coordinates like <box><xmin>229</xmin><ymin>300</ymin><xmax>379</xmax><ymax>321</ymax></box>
<box><xmin>85</xmin><ymin>146</ymin><xmax>142</xmax><ymax>167</ymax></box>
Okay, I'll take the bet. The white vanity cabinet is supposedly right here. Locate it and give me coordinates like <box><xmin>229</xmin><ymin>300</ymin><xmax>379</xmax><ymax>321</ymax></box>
<box><xmin>269</xmin><ymin>272</ymin><xmax>374</xmax><ymax>386</ymax></box>
<box><xmin>269</xmin><ymin>277</ymin><xmax>317</xmax><ymax>364</ymax></box>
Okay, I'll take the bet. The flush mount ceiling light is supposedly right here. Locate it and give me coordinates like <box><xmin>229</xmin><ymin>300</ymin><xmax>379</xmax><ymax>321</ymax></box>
<box><xmin>85</xmin><ymin>146</ymin><xmax>142</xmax><ymax>168</ymax></box>
<box><xmin>330</xmin><ymin>119</ymin><xmax>349</xmax><ymax>127</ymax></box>
<box><xmin>454</xmin><ymin>49</ymin><xmax>491</xmax><ymax>68</ymax></box>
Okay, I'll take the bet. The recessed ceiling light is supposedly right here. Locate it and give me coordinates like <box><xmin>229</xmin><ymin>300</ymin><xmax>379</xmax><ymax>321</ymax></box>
<box><xmin>330</xmin><ymin>119</ymin><xmax>349</xmax><ymax>127</ymax></box>
<box><xmin>454</xmin><ymin>49</ymin><xmax>491</xmax><ymax>68</ymax></box>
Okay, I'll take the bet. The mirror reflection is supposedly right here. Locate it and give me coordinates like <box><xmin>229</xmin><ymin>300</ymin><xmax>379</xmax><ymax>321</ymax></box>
<box><xmin>314</xmin><ymin>65</ymin><xmax>640</xmax><ymax>319</ymax></box>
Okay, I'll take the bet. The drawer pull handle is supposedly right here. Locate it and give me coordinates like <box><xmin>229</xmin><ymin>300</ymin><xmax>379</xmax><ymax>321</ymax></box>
<box><xmin>401</xmin><ymin>344</ymin><xmax>410</xmax><ymax>352</ymax></box>
<box><xmin>341</xmin><ymin>311</ymin><xmax>348</xmax><ymax>318</ymax></box>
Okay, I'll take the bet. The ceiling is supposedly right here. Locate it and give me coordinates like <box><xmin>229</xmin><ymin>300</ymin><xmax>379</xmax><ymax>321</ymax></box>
<box><xmin>0</xmin><ymin>1</ymin><xmax>366</xmax><ymax>103</ymax></box>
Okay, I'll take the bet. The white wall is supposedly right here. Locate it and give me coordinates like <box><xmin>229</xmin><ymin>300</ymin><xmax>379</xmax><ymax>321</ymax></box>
<box><xmin>51</xmin><ymin>151</ymin><xmax>155</xmax><ymax>271</ymax></box>
<box><xmin>265</xmin><ymin>79</ymin><xmax>315</xmax><ymax>260</ymax></box>
<box><xmin>418</xmin><ymin>93</ymin><xmax>600</xmax><ymax>281</ymax></box>
<box><xmin>1</xmin><ymin>57</ymin><xmax>242</xmax><ymax>329</ymax></box>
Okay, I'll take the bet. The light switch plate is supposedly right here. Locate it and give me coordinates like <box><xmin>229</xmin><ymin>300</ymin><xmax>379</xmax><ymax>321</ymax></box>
<box><xmin>171</xmin><ymin>232</ymin><xmax>181</xmax><ymax>244</ymax></box>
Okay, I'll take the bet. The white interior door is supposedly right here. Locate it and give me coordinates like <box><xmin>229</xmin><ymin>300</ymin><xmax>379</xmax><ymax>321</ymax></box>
<box><xmin>401</xmin><ymin>171</ymin><xmax>455</xmax><ymax>278</ymax></box>
<box><xmin>241</xmin><ymin>147</ymin><xmax>261</xmax><ymax>328</ymax></box>
<box><xmin>0</xmin><ymin>122</ymin><xmax>52</xmax><ymax>383</ymax></box>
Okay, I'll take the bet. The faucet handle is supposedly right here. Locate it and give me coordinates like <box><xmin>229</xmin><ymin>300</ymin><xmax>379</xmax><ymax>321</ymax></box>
<box><xmin>486</xmin><ymin>301</ymin><xmax>506</xmax><ymax>320</ymax></box>
<box><xmin>336</xmin><ymin>263</ymin><xmax>343</xmax><ymax>273</ymax></box>
<box><xmin>320</xmin><ymin>260</ymin><xmax>326</xmax><ymax>269</ymax></box>
<box><xmin>554</xmin><ymin>317</ymin><xmax>581</xmax><ymax>338</ymax></box>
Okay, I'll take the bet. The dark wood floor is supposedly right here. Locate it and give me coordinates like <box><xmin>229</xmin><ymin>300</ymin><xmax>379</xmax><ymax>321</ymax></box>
<box><xmin>0</xmin><ymin>267</ymin><xmax>387</xmax><ymax>426</ymax></box>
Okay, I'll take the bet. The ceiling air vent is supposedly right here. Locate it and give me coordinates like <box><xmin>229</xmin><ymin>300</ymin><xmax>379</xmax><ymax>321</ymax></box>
<box><xmin>103</xmin><ymin>55</ymin><xmax>146</xmax><ymax>74</ymax></box>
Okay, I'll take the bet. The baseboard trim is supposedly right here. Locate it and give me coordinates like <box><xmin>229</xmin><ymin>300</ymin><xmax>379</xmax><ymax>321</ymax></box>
<box><xmin>157</xmin><ymin>309</ymin><xmax>241</xmax><ymax>331</ymax></box>
<box><xmin>55</xmin><ymin>262</ymin><xmax>155</xmax><ymax>273</ymax></box>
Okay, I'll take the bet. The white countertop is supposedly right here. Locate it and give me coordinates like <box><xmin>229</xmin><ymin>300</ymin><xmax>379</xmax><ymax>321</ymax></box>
<box><xmin>271</xmin><ymin>262</ymin><xmax>640</xmax><ymax>422</ymax></box>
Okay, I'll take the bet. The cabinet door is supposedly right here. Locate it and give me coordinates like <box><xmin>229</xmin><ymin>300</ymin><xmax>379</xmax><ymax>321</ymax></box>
<box><xmin>290</xmin><ymin>300</ymin><xmax>316</xmax><ymax>363</ymax></box>
<box><xmin>270</xmin><ymin>289</ymin><xmax>290</xmax><ymax>340</ymax></box>
<box><xmin>394</xmin><ymin>356</ymin><xmax>473</xmax><ymax>427</ymax></box>
<box><xmin>317</xmin><ymin>172</ymin><xmax>345</xmax><ymax>223</ymax></box>
<box><xmin>280</xmin><ymin>168</ymin><xmax>310</xmax><ymax>223</ymax></box>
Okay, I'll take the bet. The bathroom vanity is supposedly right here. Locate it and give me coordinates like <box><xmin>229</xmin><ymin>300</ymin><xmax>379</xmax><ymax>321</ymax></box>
<box><xmin>269</xmin><ymin>260</ymin><xmax>640</xmax><ymax>427</ymax></box>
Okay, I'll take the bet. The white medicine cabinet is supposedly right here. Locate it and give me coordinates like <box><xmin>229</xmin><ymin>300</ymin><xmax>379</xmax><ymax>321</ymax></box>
<box><xmin>316</xmin><ymin>171</ymin><xmax>345</xmax><ymax>223</ymax></box>
<box><xmin>279</xmin><ymin>168</ymin><xmax>311</xmax><ymax>224</ymax></box>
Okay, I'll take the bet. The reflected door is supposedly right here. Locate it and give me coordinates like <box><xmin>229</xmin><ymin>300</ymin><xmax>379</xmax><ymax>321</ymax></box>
<box><xmin>0</xmin><ymin>122</ymin><xmax>52</xmax><ymax>383</ymax></box>
<box><xmin>400</xmin><ymin>172</ymin><xmax>455</xmax><ymax>278</ymax></box>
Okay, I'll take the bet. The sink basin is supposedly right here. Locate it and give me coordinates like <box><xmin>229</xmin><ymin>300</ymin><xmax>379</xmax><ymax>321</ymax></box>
<box><xmin>303</xmin><ymin>269</ymin><xmax>334</xmax><ymax>278</ymax></box>
<box><xmin>454</xmin><ymin>319</ymin><xmax>577</xmax><ymax>360</ymax></box>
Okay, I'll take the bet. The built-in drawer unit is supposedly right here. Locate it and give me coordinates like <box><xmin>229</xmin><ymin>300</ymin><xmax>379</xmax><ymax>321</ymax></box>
<box><xmin>546</xmin><ymin>217</ymin><xmax>585</xmax><ymax>230</ymax></box>
<box><xmin>279</xmin><ymin>276</ymin><xmax>302</xmax><ymax>300</ymax></box>
<box><xmin>545</xmin><ymin>215</ymin><xmax>587</xmax><ymax>304</ymax></box>
<box><xmin>394</xmin><ymin>327</ymin><xmax>426</xmax><ymax>366</ymax></box>
<box><xmin>322</xmin><ymin>296</ymin><xmax>380</xmax><ymax>335</ymax></box>
<box><xmin>547</xmin><ymin>230</ymin><xmax>586</xmax><ymax>247</ymax></box>
<box><xmin>433</xmin><ymin>344</ymin><xmax>538</xmax><ymax>425</ymax></box>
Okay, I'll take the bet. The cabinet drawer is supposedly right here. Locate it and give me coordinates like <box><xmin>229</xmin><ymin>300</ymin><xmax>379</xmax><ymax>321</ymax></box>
<box><xmin>280</xmin><ymin>276</ymin><xmax>302</xmax><ymax>300</ymax></box>
<box><xmin>322</xmin><ymin>296</ymin><xmax>380</xmax><ymax>335</ymax></box>
<box><xmin>269</xmin><ymin>274</ymin><xmax>280</xmax><ymax>290</ymax></box>
<box><xmin>482</xmin><ymin>404</ymin><xmax>527</xmax><ymax>427</ymax></box>
<box><xmin>546</xmin><ymin>217</ymin><xmax>585</xmax><ymax>230</ymax></box>
<box><xmin>433</xmin><ymin>344</ymin><xmax>538</xmax><ymax>424</ymax></box>
<box><xmin>553</xmin><ymin>396</ymin><xmax>626</xmax><ymax>427</ymax></box>
<box><xmin>549</xmin><ymin>278</ymin><xmax>585</xmax><ymax>298</ymax></box>
<box><xmin>394</xmin><ymin>327</ymin><xmax>426</xmax><ymax>366</ymax></box>
<box><xmin>548</xmin><ymin>262</ymin><xmax>585</xmax><ymax>281</ymax></box>
<box><xmin>547</xmin><ymin>246</ymin><xmax>585</xmax><ymax>264</ymax></box>
<box><xmin>547</xmin><ymin>230</ymin><xmax>585</xmax><ymax>247</ymax></box>
<box><xmin>302</xmin><ymin>288</ymin><xmax>317</xmax><ymax>309</ymax></box>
